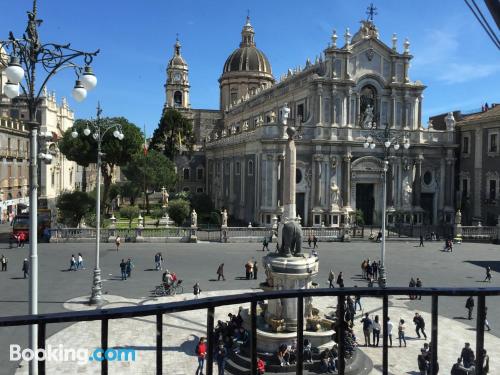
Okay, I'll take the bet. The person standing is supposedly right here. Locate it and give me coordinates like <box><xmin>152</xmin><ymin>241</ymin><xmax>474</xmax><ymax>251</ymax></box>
<box><xmin>215</xmin><ymin>341</ymin><xmax>227</xmax><ymax>375</ymax></box>
<box><xmin>398</xmin><ymin>319</ymin><xmax>407</xmax><ymax>347</ymax></box>
<box><xmin>193</xmin><ymin>282</ymin><xmax>201</xmax><ymax>299</ymax></box>
<box><xmin>126</xmin><ymin>258</ymin><xmax>133</xmax><ymax>278</ymax></box>
<box><xmin>115</xmin><ymin>235</ymin><xmax>121</xmax><ymax>251</ymax></box>
<box><xmin>158</xmin><ymin>252</ymin><xmax>164</xmax><ymax>270</ymax></box>
<box><xmin>154</xmin><ymin>253</ymin><xmax>160</xmax><ymax>270</ymax></box>
<box><xmin>354</xmin><ymin>291</ymin><xmax>362</xmax><ymax>311</ymax></box>
<box><xmin>307</xmin><ymin>236</ymin><xmax>312</xmax><ymax>248</ymax></box>
<box><xmin>481</xmin><ymin>349</ymin><xmax>490</xmax><ymax>374</ymax></box>
<box><xmin>460</xmin><ymin>342</ymin><xmax>475</xmax><ymax>368</ymax></box>
<box><xmin>372</xmin><ymin>315</ymin><xmax>381</xmax><ymax>347</ymax></box>
<box><xmin>465</xmin><ymin>296</ymin><xmax>474</xmax><ymax>320</ymax></box>
<box><xmin>195</xmin><ymin>337</ymin><xmax>207</xmax><ymax>375</ymax></box>
<box><xmin>484</xmin><ymin>266</ymin><xmax>492</xmax><ymax>282</ymax></box>
<box><xmin>253</xmin><ymin>261</ymin><xmax>258</xmax><ymax>280</ymax></box>
<box><xmin>328</xmin><ymin>269</ymin><xmax>335</xmax><ymax>288</ymax></box>
<box><xmin>416</xmin><ymin>278</ymin><xmax>423</xmax><ymax>300</ymax></box>
<box><xmin>262</xmin><ymin>237</ymin><xmax>269</xmax><ymax>251</ymax></box>
<box><xmin>313</xmin><ymin>235</ymin><xmax>318</xmax><ymax>249</ymax></box>
<box><xmin>120</xmin><ymin>259</ymin><xmax>127</xmax><ymax>280</ymax></box>
<box><xmin>22</xmin><ymin>258</ymin><xmax>29</xmax><ymax>279</ymax></box>
<box><xmin>386</xmin><ymin>316</ymin><xmax>394</xmax><ymax>347</ymax></box>
<box><xmin>336</xmin><ymin>272</ymin><xmax>344</xmax><ymax>288</ymax></box>
<box><xmin>245</xmin><ymin>261</ymin><xmax>253</xmax><ymax>280</ymax></box>
<box><xmin>417</xmin><ymin>348</ymin><xmax>429</xmax><ymax>375</ymax></box>
<box><xmin>18</xmin><ymin>231</ymin><xmax>26</xmax><ymax>247</ymax></box>
<box><xmin>372</xmin><ymin>261</ymin><xmax>378</xmax><ymax>280</ymax></box>
<box><xmin>419</xmin><ymin>235</ymin><xmax>424</xmax><ymax>247</ymax></box>
<box><xmin>1</xmin><ymin>255</ymin><xmax>7</xmax><ymax>271</ymax></box>
<box><xmin>360</xmin><ymin>313</ymin><xmax>372</xmax><ymax>347</ymax></box>
<box><xmin>217</xmin><ymin>263</ymin><xmax>225</xmax><ymax>281</ymax></box>
<box><xmin>413</xmin><ymin>313</ymin><xmax>427</xmax><ymax>340</ymax></box>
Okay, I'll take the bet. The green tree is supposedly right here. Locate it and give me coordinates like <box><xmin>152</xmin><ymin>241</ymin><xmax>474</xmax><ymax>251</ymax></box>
<box><xmin>167</xmin><ymin>198</ymin><xmax>190</xmax><ymax>226</ymax></box>
<box><xmin>119</xmin><ymin>181</ymin><xmax>141</xmax><ymax>205</ymax></box>
<box><xmin>121</xmin><ymin>150</ymin><xmax>177</xmax><ymax>213</ymax></box>
<box><xmin>56</xmin><ymin>191</ymin><xmax>95</xmax><ymax>227</ymax></box>
<box><xmin>119</xmin><ymin>206</ymin><xmax>140</xmax><ymax>229</ymax></box>
<box><xmin>149</xmin><ymin>109</ymin><xmax>195</xmax><ymax>159</ymax></box>
<box><xmin>59</xmin><ymin>117</ymin><xmax>143</xmax><ymax>212</ymax></box>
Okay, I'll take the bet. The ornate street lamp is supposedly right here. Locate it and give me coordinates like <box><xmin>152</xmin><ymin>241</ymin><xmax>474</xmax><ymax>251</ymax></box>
<box><xmin>71</xmin><ymin>103</ymin><xmax>124</xmax><ymax>305</ymax></box>
<box><xmin>363</xmin><ymin>124</ymin><xmax>410</xmax><ymax>287</ymax></box>
<box><xmin>1</xmin><ymin>1</ymin><xmax>99</xmax><ymax>372</ymax></box>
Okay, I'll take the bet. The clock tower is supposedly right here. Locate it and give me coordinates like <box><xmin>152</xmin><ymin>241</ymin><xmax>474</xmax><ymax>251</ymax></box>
<box><xmin>165</xmin><ymin>37</ymin><xmax>190</xmax><ymax>111</ymax></box>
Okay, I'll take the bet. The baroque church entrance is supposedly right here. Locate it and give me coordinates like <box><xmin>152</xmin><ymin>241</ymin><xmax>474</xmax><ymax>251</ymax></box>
<box><xmin>356</xmin><ymin>184</ymin><xmax>375</xmax><ymax>225</ymax></box>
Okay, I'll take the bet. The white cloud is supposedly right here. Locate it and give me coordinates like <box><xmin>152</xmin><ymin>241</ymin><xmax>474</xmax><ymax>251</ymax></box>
<box><xmin>412</xmin><ymin>29</ymin><xmax>459</xmax><ymax>67</ymax></box>
<box><xmin>437</xmin><ymin>63</ymin><xmax>500</xmax><ymax>84</ymax></box>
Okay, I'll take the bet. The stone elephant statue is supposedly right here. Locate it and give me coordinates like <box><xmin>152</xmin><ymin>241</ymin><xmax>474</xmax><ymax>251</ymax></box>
<box><xmin>279</xmin><ymin>221</ymin><xmax>303</xmax><ymax>257</ymax></box>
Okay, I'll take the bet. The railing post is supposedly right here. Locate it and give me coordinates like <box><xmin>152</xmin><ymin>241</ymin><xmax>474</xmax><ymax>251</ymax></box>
<box><xmin>430</xmin><ymin>295</ymin><xmax>438</xmax><ymax>375</ymax></box>
<box><xmin>382</xmin><ymin>295</ymin><xmax>388</xmax><ymax>375</ymax></box>
<box><xmin>476</xmin><ymin>295</ymin><xmax>486</xmax><ymax>375</ymax></box>
<box><xmin>251</xmin><ymin>301</ymin><xmax>257</xmax><ymax>375</ymax></box>
<box><xmin>156</xmin><ymin>313</ymin><xmax>163</xmax><ymax>375</ymax></box>
<box><xmin>207</xmin><ymin>307</ymin><xmax>215</xmax><ymax>375</ymax></box>
<box><xmin>296</xmin><ymin>296</ymin><xmax>304</xmax><ymax>375</ymax></box>
<box><xmin>337</xmin><ymin>294</ymin><xmax>346</xmax><ymax>375</ymax></box>
<box><xmin>37</xmin><ymin>323</ymin><xmax>46</xmax><ymax>375</ymax></box>
<box><xmin>101</xmin><ymin>319</ymin><xmax>108</xmax><ymax>375</ymax></box>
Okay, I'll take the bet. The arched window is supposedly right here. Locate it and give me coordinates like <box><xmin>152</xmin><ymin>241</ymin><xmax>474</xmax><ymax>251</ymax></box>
<box><xmin>174</xmin><ymin>91</ymin><xmax>183</xmax><ymax>107</ymax></box>
<box><xmin>248</xmin><ymin>160</ymin><xmax>254</xmax><ymax>176</ymax></box>
<box><xmin>359</xmin><ymin>85</ymin><xmax>378</xmax><ymax>128</ymax></box>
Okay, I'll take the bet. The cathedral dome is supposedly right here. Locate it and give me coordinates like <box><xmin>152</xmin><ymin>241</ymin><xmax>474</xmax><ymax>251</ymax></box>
<box><xmin>222</xmin><ymin>17</ymin><xmax>272</xmax><ymax>75</ymax></box>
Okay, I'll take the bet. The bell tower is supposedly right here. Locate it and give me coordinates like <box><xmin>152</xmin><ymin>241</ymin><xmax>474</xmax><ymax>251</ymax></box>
<box><xmin>165</xmin><ymin>36</ymin><xmax>190</xmax><ymax>111</ymax></box>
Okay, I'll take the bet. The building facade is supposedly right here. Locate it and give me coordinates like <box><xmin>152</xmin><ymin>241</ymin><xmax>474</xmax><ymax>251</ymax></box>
<box><xmin>455</xmin><ymin>105</ymin><xmax>500</xmax><ymax>226</ymax></box>
<box><xmin>198</xmin><ymin>17</ymin><xmax>457</xmax><ymax>227</ymax></box>
<box><xmin>1</xmin><ymin>47</ymin><xmax>77</xmax><ymax>220</ymax></box>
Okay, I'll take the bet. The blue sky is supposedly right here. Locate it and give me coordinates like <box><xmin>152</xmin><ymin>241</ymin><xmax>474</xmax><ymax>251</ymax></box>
<box><xmin>4</xmin><ymin>0</ymin><xmax>499</xmax><ymax>135</ymax></box>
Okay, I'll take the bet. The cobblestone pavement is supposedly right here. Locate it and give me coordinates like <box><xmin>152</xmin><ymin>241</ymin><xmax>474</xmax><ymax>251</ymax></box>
<box><xmin>12</xmin><ymin>289</ymin><xmax>500</xmax><ymax>375</ymax></box>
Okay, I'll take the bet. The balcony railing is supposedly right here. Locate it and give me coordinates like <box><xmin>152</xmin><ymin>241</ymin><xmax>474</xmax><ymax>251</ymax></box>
<box><xmin>0</xmin><ymin>287</ymin><xmax>498</xmax><ymax>375</ymax></box>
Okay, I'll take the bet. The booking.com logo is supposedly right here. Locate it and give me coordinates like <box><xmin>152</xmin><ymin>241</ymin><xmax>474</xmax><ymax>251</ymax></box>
<box><xmin>10</xmin><ymin>344</ymin><xmax>136</xmax><ymax>364</ymax></box>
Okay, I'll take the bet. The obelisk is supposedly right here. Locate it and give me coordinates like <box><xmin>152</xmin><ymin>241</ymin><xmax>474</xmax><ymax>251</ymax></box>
<box><xmin>281</xmin><ymin>103</ymin><xmax>296</xmax><ymax>221</ymax></box>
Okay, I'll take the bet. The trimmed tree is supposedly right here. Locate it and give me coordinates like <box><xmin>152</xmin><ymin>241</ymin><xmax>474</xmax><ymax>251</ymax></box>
<box><xmin>59</xmin><ymin>117</ymin><xmax>143</xmax><ymax>212</ymax></box>
<box><xmin>167</xmin><ymin>198</ymin><xmax>190</xmax><ymax>226</ymax></box>
<box><xmin>119</xmin><ymin>206</ymin><xmax>140</xmax><ymax>229</ymax></box>
<box><xmin>56</xmin><ymin>191</ymin><xmax>95</xmax><ymax>227</ymax></box>
<box><xmin>121</xmin><ymin>149</ymin><xmax>177</xmax><ymax>213</ymax></box>
<box><xmin>149</xmin><ymin>109</ymin><xmax>195</xmax><ymax>159</ymax></box>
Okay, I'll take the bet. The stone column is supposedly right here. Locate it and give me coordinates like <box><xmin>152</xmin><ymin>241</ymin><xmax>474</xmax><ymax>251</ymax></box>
<box><xmin>314</xmin><ymin>155</ymin><xmax>323</xmax><ymax>206</ymax></box>
<box><xmin>413</xmin><ymin>155</ymin><xmax>422</xmax><ymax>207</ymax></box>
<box><xmin>283</xmin><ymin>138</ymin><xmax>296</xmax><ymax>220</ymax></box>
<box><xmin>391</xmin><ymin>91</ymin><xmax>396</xmax><ymax>128</ymax></box>
<box><xmin>342</xmin><ymin>153</ymin><xmax>352</xmax><ymax>208</ymax></box>
<box><xmin>445</xmin><ymin>158</ymin><xmax>454</xmax><ymax>207</ymax></box>
<box><xmin>277</xmin><ymin>154</ymin><xmax>284</xmax><ymax>208</ymax></box>
<box><xmin>317</xmin><ymin>84</ymin><xmax>323</xmax><ymax>125</ymax></box>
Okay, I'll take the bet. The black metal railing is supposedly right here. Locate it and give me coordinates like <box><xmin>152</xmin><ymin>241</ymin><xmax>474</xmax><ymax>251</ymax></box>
<box><xmin>1</xmin><ymin>287</ymin><xmax>499</xmax><ymax>375</ymax></box>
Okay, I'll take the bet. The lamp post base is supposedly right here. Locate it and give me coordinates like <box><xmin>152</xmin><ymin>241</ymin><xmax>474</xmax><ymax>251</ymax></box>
<box><xmin>378</xmin><ymin>265</ymin><xmax>387</xmax><ymax>288</ymax></box>
<box><xmin>89</xmin><ymin>268</ymin><xmax>105</xmax><ymax>305</ymax></box>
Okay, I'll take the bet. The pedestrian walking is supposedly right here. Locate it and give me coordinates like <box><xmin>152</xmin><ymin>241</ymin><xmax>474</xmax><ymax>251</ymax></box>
<box><xmin>195</xmin><ymin>337</ymin><xmax>207</xmax><ymax>375</ymax></box>
<box><xmin>465</xmin><ymin>296</ymin><xmax>474</xmax><ymax>320</ymax></box>
<box><xmin>215</xmin><ymin>341</ymin><xmax>227</xmax><ymax>375</ymax></box>
<box><xmin>262</xmin><ymin>237</ymin><xmax>269</xmax><ymax>251</ymax></box>
<box><xmin>372</xmin><ymin>261</ymin><xmax>378</xmax><ymax>280</ymax></box>
<box><xmin>360</xmin><ymin>313</ymin><xmax>372</xmax><ymax>347</ymax></box>
<box><xmin>18</xmin><ymin>231</ymin><xmax>26</xmax><ymax>247</ymax></box>
<box><xmin>336</xmin><ymin>272</ymin><xmax>344</xmax><ymax>288</ymax></box>
<box><xmin>77</xmin><ymin>253</ymin><xmax>84</xmax><ymax>270</ymax></box>
<box><xmin>460</xmin><ymin>342</ymin><xmax>475</xmax><ymax>368</ymax></box>
<box><xmin>419</xmin><ymin>235</ymin><xmax>424</xmax><ymax>247</ymax></box>
<box><xmin>217</xmin><ymin>263</ymin><xmax>225</xmax><ymax>281</ymax></box>
<box><xmin>158</xmin><ymin>252</ymin><xmax>163</xmax><ymax>270</ymax></box>
<box><xmin>398</xmin><ymin>319</ymin><xmax>407</xmax><ymax>347</ymax></box>
<box><xmin>416</xmin><ymin>277</ymin><xmax>423</xmax><ymax>300</ymax></box>
<box><xmin>253</xmin><ymin>261</ymin><xmax>258</xmax><ymax>280</ymax></box>
<box><xmin>120</xmin><ymin>259</ymin><xmax>127</xmax><ymax>280</ymax></box>
<box><xmin>1</xmin><ymin>255</ymin><xmax>8</xmax><ymax>271</ymax></box>
<box><xmin>480</xmin><ymin>349</ymin><xmax>490</xmax><ymax>374</ymax></box>
<box><xmin>312</xmin><ymin>235</ymin><xmax>318</xmax><ymax>249</ymax></box>
<box><xmin>413</xmin><ymin>313</ymin><xmax>427</xmax><ymax>340</ymax></box>
<box><xmin>69</xmin><ymin>255</ymin><xmax>77</xmax><ymax>271</ymax></box>
<box><xmin>417</xmin><ymin>348</ymin><xmax>429</xmax><ymax>375</ymax></box>
<box><xmin>372</xmin><ymin>315</ymin><xmax>381</xmax><ymax>347</ymax></box>
<box><xmin>126</xmin><ymin>258</ymin><xmax>134</xmax><ymax>278</ymax></box>
<box><xmin>154</xmin><ymin>253</ymin><xmax>160</xmax><ymax>270</ymax></box>
<box><xmin>193</xmin><ymin>282</ymin><xmax>201</xmax><ymax>299</ymax></box>
<box><xmin>115</xmin><ymin>235</ymin><xmax>121</xmax><ymax>251</ymax></box>
<box><xmin>328</xmin><ymin>269</ymin><xmax>335</xmax><ymax>288</ymax></box>
<box><xmin>484</xmin><ymin>266</ymin><xmax>492</xmax><ymax>282</ymax></box>
<box><xmin>386</xmin><ymin>316</ymin><xmax>394</xmax><ymax>347</ymax></box>
<box><xmin>354</xmin><ymin>290</ymin><xmax>362</xmax><ymax>311</ymax></box>
<box><xmin>22</xmin><ymin>258</ymin><xmax>29</xmax><ymax>279</ymax></box>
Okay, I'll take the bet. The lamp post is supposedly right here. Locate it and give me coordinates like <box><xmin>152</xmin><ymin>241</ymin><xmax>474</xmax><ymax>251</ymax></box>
<box><xmin>1</xmin><ymin>2</ymin><xmax>98</xmax><ymax>373</ymax></box>
<box><xmin>363</xmin><ymin>124</ymin><xmax>410</xmax><ymax>287</ymax></box>
<box><xmin>71</xmin><ymin>103</ymin><xmax>124</xmax><ymax>305</ymax></box>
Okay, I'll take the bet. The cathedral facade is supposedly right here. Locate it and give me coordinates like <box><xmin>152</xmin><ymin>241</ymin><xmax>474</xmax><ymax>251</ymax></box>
<box><xmin>165</xmin><ymin>16</ymin><xmax>458</xmax><ymax>227</ymax></box>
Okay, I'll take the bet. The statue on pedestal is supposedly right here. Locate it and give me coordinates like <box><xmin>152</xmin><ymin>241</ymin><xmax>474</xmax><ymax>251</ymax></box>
<box><xmin>191</xmin><ymin>209</ymin><xmax>197</xmax><ymax>227</ymax></box>
<box><xmin>279</xmin><ymin>221</ymin><xmax>302</xmax><ymax>257</ymax></box>
<box><xmin>330</xmin><ymin>181</ymin><xmax>340</xmax><ymax>208</ymax></box>
<box><xmin>221</xmin><ymin>209</ymin><xmax>228</xmax><ymax>227</ymax></box>
<box><xmin>455</xmin><ymin>209</ymin><xmax>462</xmax><ymax>225</ymax></box>
<box><xmin>161</xmin><ymin>187</ymin><xmax>169</xmax><ymax>208</ymax></box>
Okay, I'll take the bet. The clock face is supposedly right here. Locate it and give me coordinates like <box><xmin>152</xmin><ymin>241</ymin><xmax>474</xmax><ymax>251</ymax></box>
<box><xmin>173</xmin><ymin>72</ymin><xmax>182</xmax><ymax>82</ymax></box>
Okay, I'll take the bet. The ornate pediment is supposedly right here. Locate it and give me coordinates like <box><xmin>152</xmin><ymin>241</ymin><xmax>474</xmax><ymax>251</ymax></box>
<box><xmin>351</xmin><ymin>156</ymin><xmax>384</xmax><ymax>172</ymax></box>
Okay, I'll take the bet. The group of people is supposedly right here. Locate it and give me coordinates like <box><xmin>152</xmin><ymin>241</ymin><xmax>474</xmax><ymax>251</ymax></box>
<box><xmin>244</xmin><ymin>259</ymin><xmax>258</xmax><ymax>280</ymax></box>
<box><xmin>327</xmin><ymin>270</ymin><xmax>345</xmax><ymax>288</ymax></box>
<box><xmin>408</xmin><ymin>277</ymin><xmax>423</xmax><ymax>300</ymax></box>
<box><xmin>68</xmin><ymin>253</ymin><xmax>84</xmax><ymax>271</ymax></box>
<box><xmin>307</xmin><ymin>235</ymin><xmax>318</xmax><ymax>248</ymax></box>
<box><xmin>119</xmin><ymin>258</ymin><xmax>134</xmax><ymax>280</ymax></box>
<box><xmin>10</xmin><ymin>231</ymin><xmax>27</xmax><ymax>248</ymax></box>
<box><xmin>444</xmin><ymin>238</ymin><xmax>454</xmax><ymax>252</ymax></box>
<box><xmin>361</xmin><ymin>258</ymin><xmax>380</xmax><ymax>283</ymax></box>
<box><xmin>416</xmin><ymin>341</ymin><xmax>438</xmax><ymax>374</ymax></box>
<box><xmin>450</xmin><ymin>343</ymin><xmax>489</xmax><ymax>374</ymax></box>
